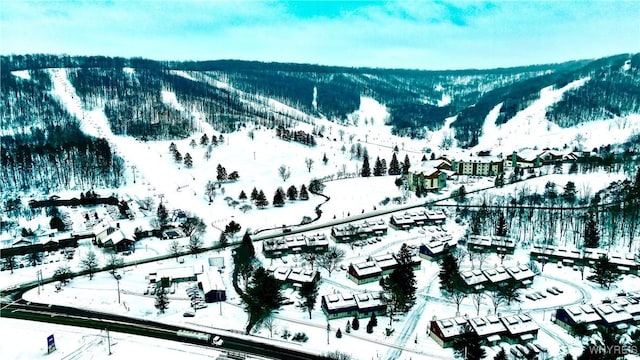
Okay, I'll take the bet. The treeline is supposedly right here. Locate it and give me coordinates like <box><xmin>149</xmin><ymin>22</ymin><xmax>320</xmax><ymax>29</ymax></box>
<box><xmin>450</xmin><ymin>53</ymin><xmax>637</xmax><ymax>147</ymax></box>
<box><xmin>1</xmin><ymin>65</ymin><xmax>124</xmax><ymax>193</ymax></box>
<box><xmin>4</xmin><ymin>54</ymin><xmax>637</xmax><ymax>148</ymax></box>
<box><xmin>547</xmin><ymin>54</ymin><xmax>640</xmax><ymax>127</ymax></box>
<box><xmin>1</xmin><ymin>125</ymin><xmax>124</xmax><ymax>191</ymax></box>
<box><xmin>455</xmin><ymin>166</ymin><xmax>640</xmax><ymax>253</ymax></box>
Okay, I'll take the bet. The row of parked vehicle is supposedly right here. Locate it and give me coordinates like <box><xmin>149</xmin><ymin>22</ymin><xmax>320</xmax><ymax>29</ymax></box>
<box><xmin>352</xmin><ymin>237</ymin><xmax>383</xmax><ymax>247</ymax></box>
<box><xmin>143</xmin><ymin>283</ymin><xmax>175</xmax><ymax>296</ymax></box>
<box><xmin>187</xmin><ymin>284</ymin><xmax>207</xmax><ymax>310</ymax></box>
<box><xmin>525</xmin><ymin>286</ymin><xmax>563</xmax><ymax>301</ymax></box>
<box><xmin>510</xmin><ymin>342</ymin><xmax>547</xmax><ymax>358</ymax></box>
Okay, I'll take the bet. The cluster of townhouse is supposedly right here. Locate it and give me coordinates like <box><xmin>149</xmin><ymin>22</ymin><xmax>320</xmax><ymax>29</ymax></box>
<box><xmin>530</xmin><ymin>244</ymin><xmax>640</xmax><ymax>274</ymax></box>
<box><xmin>347</xmin><ymin>253</ymin><xmax>421</xmax><ymax>284</ymax></box>
<box><xmin>321</xmin><ymin>291</ymin><xmax>386</xmax><ymax>319</ymax></box>
<box><xmin>466</xmin><ymin>235</ymin><xmax>516</xmax><ymax>255</ymax></box>
<box><xmin>458</xmin><ymin>264</ymin><xmax>536</xmax><ymax>292</ymax></box>
<box><xmin>262</xmin><ymin>233</ymin><xmax>329</xmax><ymax>258</ymax></box>
<box><xmin>388</xmin><ymin>209</ymin><xmax>447</xmax><ymax>230</ymax></box>
<box><xmin>265</xmin><ymin>266</ymin><xmax>320</xmax><ymax>289</ymax></box>
<box><xmin>418</xmin><ymin>232</ymin><xmax>457</xmax><ymax>260</ymax></box>
<box><xmin>555</xmin><ymin>292</ymin><xmax>640</xmax><ymax>333</ymax></box>
<box><xmin>330</xmin><ymin>219</ymin><xmax>388</xmax><ymax>243</ymax></box>
<box><xmin>430</xmin><ymin>312</ymin><xmax>539</xmax><ymax>347</ymax></box>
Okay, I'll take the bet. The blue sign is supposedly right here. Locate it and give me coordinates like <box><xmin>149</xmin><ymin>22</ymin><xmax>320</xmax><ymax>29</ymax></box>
<box><xmin>47</xmin><ymin>334</ymin><xmax>56</xmax><ymax>354</ymax></box>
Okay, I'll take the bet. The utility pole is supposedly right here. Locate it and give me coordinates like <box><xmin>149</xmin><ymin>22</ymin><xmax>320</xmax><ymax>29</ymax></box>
<box><xmin>116</xmin><ymin>277</ymin><xmax>121</xmax><ymax>304</ymax></box>
<box><xmin>106</xmin><ymin>328</ymin><xmax>111</xmax><ymax>355</ymax></box>
<box><xmin>326</xmin><ymin>322</ymin><xmax>330</xmax><ymax>345</ymax></box>
<box><xmin>36</xmin><ymin>269</ymin><xmax>43</xmax><ymax>295</ymax></box>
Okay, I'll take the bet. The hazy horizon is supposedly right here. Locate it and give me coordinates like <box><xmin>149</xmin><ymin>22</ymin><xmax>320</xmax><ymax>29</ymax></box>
<box><xmin>2</xmin><ymin>0</ymin><xmax>639</xmax><ymax>71</ymax></box>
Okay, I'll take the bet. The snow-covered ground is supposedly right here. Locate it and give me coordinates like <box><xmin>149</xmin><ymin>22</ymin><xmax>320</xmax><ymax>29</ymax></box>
<box><xmin>0</xmin><ymin>318</ymin><xmax>225</xmax><ymax>360</ymax></box>
<box><xmin>2</xmin><ymin>68</ymin><xmax>640</xmax><ymax>360</ymax></box>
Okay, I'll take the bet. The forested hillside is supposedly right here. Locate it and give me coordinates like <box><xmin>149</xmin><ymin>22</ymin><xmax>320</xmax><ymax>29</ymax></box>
<box><xmin>0</xmin><ymin>64</ymin><xmax>124</xmax><ymax>193</ymax></box>
<box><xmin>1</xmin><ymin>53</ymin><xmax>638</xmax><ymax>194</ymax></box>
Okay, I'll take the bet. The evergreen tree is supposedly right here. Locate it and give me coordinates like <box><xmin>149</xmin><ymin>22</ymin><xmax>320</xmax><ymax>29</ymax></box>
<box><xmin>299</xmin><ymin>184</ymin><xmax>309</xmax><ymax>200</ymax></box>
<box><xmin>273</xmin><ymin>188</ymin><xmax>285</xmax><ymax>207</ymax></box>
<box><xmin>228</xmin><ymin>171</ymin><xmax>240</xmax><ymax>182</ymax></box>
<box><xmin>373</xmin><ymin>156</ymin><xmax>385</xmax><ymax>176</ymax></box>
<box><xmin>382</xmin><ymin>244</ymin><xmax>417</xmax><ymax>315</ymax></box>
<box><xmin>361</xmin><ymin>154</ymin><xmax>371</xmax><ymax>177</ymax></box>
<box><xmin>50</xmin><ymin>216</ymin><xmax>65</xmax><ymax>231</ymax></box>
<box><xmin>216</xmin><ymin>164</ymin><xmax>227</xmax><ymax>181</ymax></box>
<box><xmin>199</xmin><ymin>133</ymin><xmax>209</xmax><ymax>146</ymax></box>
<box><xmin>169</xmin><ymin>142</ymin><xmax>177</xmax><ymax>154</ymax></box>
<box><xmin>255</xmin><ymin>190</ymin><xmax>269</xmax><ymax>208</ymax></box>
<box><xmin>351</xmin><ymin>315</ymin><xmax>360</xmax><ymax>331</ymax></box>
<box><xmin>583</xmin><ymin>212</ymin><xmax>600</xmax><ymax>248</ymax></box>
<box><xmin>297</xmin><ymin>280</ymin><xmax>319</xmax><ymax>319</ymax></box>
<box><xmin>211</xmin><ymin>134</ymin><xmax>218</xmax><ymax>146</ymax></box>
<box><xmin>173</xmin><ymin>149</ymin><xmax>182</xmax><ymax>163</ymax></box>
<box><xmin>219</xmin><ymin>231</ymin><xmax>228</xmax><ymax>246</ymax></box>
<box><xmin>421</xmin><ymin>154</ymin><xmax>427</xmax><ymax>161</ymax></box>
<box><xmin>336</xmin><ymin>328</ymin><xmax>342</xmax><ymax>338</ymax></box>
<box><xmin>243</xmin><ymin>267</ymin><xmax>285</xmax><ymax>334</ymax></box>
<box><xmin>402</xmin><ymin>154</ymin><xmax>411</xmax><ymax>175</ymax></box>
<box><xmin>157</xmin><ymin>202</ymin><xmax>168</xmax><ymax>225</ymax></box>
<box><xmin>239</xmin><ymin>190</ymin><xmax>247</xmax><ymax>201</ymax></box>
<box><xmin>439</xmin><ymin>252</ymin><xmax>461</xmax><ymax>292</ymax></box>
<box><xmin>218</xmin><ymin>134</ymin><xmax>225</xmax><ymax>145</ymax></box>
<box><xmin>322</xmin><ymin>153</ymin><xmax>328</xmax><ymax>165</ymax></box>
<box><xmin>345</xmin><ymin>320</ymin><xmax>351</xmax><ymax>333</ymax></box>
<box><xmin>234</xmin><ymin>231</ymin><xmax>256</xmax><ymax>285</ymax></box>
<box><xmin>286</xmin><ymin>185</ymin><xmax>298</xmax><ymax>200</ymax></box>
<box><xmin>225</xmin><ymin>220</ymin><xmax>242</xmax><ymax>236</ymax></box>
<box><xmin>366</xmin><ymin>322</ymin><xmax>374</xmax><ymax>333</ymax></box>
<box><xmin>588</xmin><ymin>255</ymin><xmax>621</xmax><ymax>289</ymax></box>
<box><xmin>563</xmin><ymin>181</ymin><xmax>577</xmax><ymax>204</ymax></box>
<box><xmin>452</xmin><ymin>323</ymin><xmax>486</xmax><ymax>360</ymax></box>
<box><xmin>453</xmin><ymin>185</ymin><xmax>467</xmax><ymax>203</ymax></box>
<box><xmin>493</xmin><ymin>348</ymin><xmax>508</xmax><ymax>360</ymax></box>
<box><xmin>388</xmin><ymin>153</ymin><xmax>401</xmax><ymax>175</ymax></box>
<box><xmin>183</xmin><ymin>152</ymin><xmax>193</xmax><ymax>168</ymax></box>
<box><xmin>250</xmin><ymin>187</ymin><xmax>259</xmax><ymax>201</ymax></box>
<box><xmin>495</xmin><ymin>212</ymin><xmax>508</xmax><ymax>237</ymax></box>
<box><xmin>369</xmin><ymin>312</ymin><xmax>378</xmax><ymax>327</ymax></box>
<box><xmin>155</xmin><ymin>286</ymin><xmax>170</xmax><ymax>313</ymax></box>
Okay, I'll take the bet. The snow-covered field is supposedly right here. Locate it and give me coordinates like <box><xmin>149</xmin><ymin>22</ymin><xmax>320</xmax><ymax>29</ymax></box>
<box><xmin>2</xmin><ymin>68</ymin><xmax>640</xmax><ymax>360</ymax></box>
<box><xmin>0</xmin><ymin>318</ymin><xmax>225</xmax><ymax>360</ymax></box>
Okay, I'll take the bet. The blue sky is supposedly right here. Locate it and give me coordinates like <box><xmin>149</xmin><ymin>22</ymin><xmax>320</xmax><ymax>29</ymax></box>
<box><xmin>1</xmin><ymin>0</ymin><xmax>639</xmax><ymax>70</ymax></box>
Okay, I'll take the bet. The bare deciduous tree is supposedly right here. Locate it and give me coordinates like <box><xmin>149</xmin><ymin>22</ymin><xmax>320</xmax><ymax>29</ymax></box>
<box><xmin>278</xmin><ymin>165</ymin><xmax>291</xmax><ymax>182</ymax></box>
<box><xmin>304</xmin><ymin>158</ymin><xmax>314</xmax><ymax>173</ymax></box>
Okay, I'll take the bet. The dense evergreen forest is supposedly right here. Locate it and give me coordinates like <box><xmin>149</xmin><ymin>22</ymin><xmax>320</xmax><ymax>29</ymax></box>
<box><xmin>0</xmin><ymin>64</ymin><xmax>124</xmax><ymax>192</ymax></box>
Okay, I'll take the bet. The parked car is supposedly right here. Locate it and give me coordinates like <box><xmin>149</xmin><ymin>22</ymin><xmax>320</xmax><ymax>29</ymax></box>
<box><xmin>183</xmin><ymin>311</ymin><xmax>195</xmax><ymax>317</ymax></box>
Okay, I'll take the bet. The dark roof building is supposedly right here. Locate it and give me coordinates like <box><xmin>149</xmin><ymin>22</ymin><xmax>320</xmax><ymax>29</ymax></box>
<box><xmin>321</xmin><ymin>291</ymin><xmax>385</xmax><ymax>319</ymax></box>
